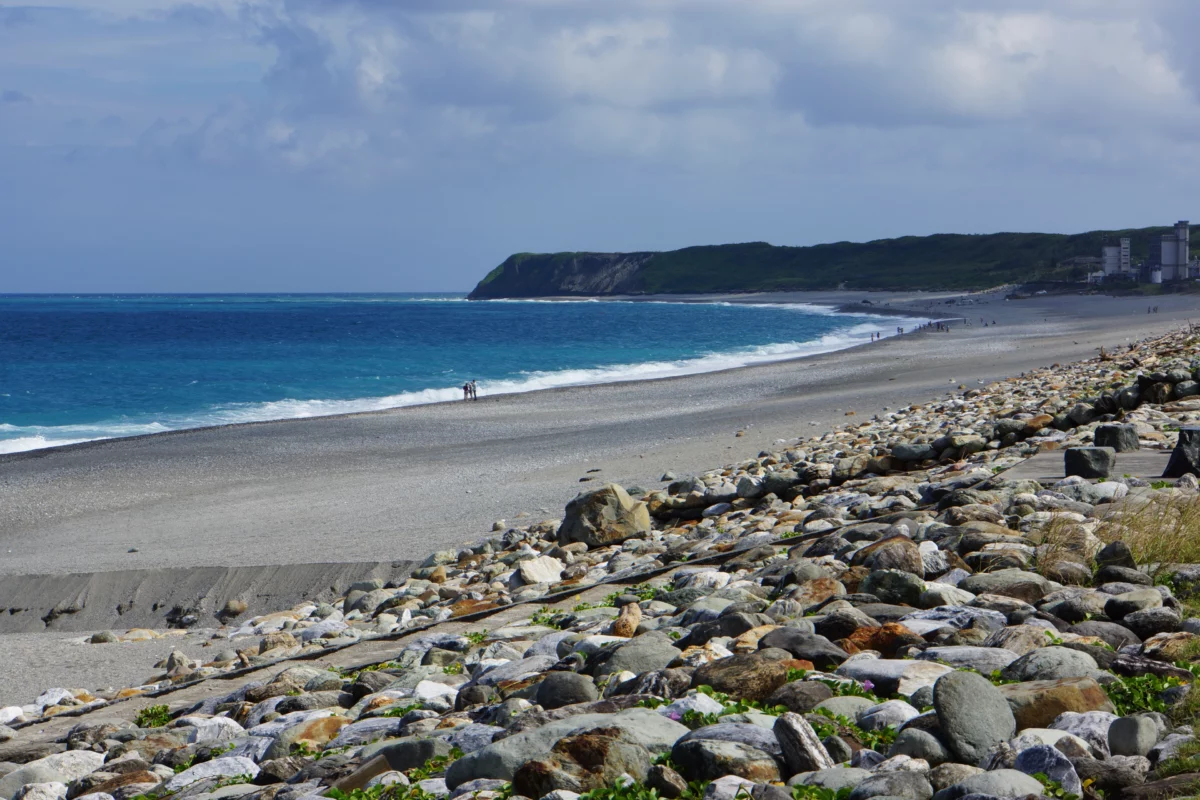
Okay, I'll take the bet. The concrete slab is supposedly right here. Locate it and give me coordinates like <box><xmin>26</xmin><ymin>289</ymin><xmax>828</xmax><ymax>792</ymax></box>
<box><xmin>999</xmin><ymin>450</ymin><xmax>1173</xmax><ymax>484</ymax></box>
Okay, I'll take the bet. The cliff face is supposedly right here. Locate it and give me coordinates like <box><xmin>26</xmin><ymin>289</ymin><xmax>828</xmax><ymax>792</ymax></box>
<box><xmin>467</xmin><ymin>251</ymin><xmax>656</xmax><ymax>298</ymax></box>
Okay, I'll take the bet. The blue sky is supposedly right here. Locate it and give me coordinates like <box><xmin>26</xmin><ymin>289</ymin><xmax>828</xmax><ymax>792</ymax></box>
<box><xmin>3</xmin><ymin>0</ymin><xmax>1200</xmax><ymax>292</ymax></box>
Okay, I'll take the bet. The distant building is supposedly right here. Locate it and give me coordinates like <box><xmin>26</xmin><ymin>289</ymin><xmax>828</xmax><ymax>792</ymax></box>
<box><xmin>1100</xmin><ymin>237</ymin><xmax>1132</xmax><ymax>276</ymax></box>
<box><xmin>1160</xmin><ymin>221</ymin><xmax>1190</xmax><ymax>281</ymax></box>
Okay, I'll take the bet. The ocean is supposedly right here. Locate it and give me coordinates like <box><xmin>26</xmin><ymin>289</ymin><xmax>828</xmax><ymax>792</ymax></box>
<box><xmin>0</xmin><ymin>294</ymin><xmax>919</xmax><ymax>454</ymax></box>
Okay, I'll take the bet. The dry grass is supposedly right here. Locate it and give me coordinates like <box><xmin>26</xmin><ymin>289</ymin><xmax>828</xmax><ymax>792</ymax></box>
<box><xmin>1028</xmin><ymin>514</ymin><xmax>1103</xmax><ymax>580</ymax></box>
<box><xmin>1092</xmin><ymin>492</ymin><xmax>1200</xmax><ymax>580</ymax></box>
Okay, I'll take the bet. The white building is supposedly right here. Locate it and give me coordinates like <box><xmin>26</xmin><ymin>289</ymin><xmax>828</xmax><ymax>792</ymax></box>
<box><xmin>1160</xmin><ymin>221</ymin><xmax>1190</xmax><ymax>281</ymax></box>
<box><xmin>1100</xmin><ymin>237</ymin><xmax>1132</xmax><ymax>276</ymax></box>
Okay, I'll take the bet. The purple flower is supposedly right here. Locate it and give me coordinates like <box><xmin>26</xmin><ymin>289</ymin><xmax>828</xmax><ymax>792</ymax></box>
<box><xmin>862</xmin><ymin>680</ymin><xmax>874</xmax><ymax>691</ymax></box>
<box><xmin>668</xmin><ymin>711</ymin><xmax>682</xmax><ymax>721</ymax></box>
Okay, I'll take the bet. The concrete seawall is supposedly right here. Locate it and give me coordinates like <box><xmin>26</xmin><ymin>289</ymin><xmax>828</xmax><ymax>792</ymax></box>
<box><xmin>0</xmin><ymin>561</ymin><xmax>415</xmax><ymax>634</ymax></box>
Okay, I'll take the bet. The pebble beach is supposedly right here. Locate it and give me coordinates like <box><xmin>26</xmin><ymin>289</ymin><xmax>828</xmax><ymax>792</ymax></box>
<box><xmin>7</xmin><ymin>291</ymin><xmax>1200</xmax><ymax>800</ymax></box>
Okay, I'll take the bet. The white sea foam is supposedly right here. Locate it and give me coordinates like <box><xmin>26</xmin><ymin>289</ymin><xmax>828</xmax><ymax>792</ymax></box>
<box><xmin>0</xmin><ymin>313</ymin><xmax>929</xmax><ymax>454</ymax></box>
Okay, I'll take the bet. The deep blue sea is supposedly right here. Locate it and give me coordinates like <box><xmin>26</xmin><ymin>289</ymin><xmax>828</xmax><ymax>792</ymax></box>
<box><xmin>0</xmin><ymin>294</ymin><xmax>918</xmax><ymax>454</ymax></box>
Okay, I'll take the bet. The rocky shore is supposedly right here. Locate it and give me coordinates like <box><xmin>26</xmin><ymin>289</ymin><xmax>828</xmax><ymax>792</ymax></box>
<box><xmin>8</xmin><ymin>327</ymin><xmax>1200</xmax><ymax>799</ymax></box>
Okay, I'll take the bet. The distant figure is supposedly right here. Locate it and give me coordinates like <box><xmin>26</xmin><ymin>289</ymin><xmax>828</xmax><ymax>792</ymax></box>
<box><xmin>469</xmin><ymin>380</ymin><xmax>479</xmax><ymax>400</ymax></box>
<box><xmin>462</xmin><ymin>382</ymin><xmax>470</xmax><ymax>401</ymax></box>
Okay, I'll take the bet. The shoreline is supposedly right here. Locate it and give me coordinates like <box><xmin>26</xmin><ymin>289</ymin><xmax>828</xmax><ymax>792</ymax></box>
<box><xmin>0</xmin><ymin>293</ymin><xmax>939</xmax><ymax>460</ymax></box>
<box><xmin>1</xmin><ymin>288</ymin><xmax>1192</xmax><ymax>580</ymax></box>
<box><xmin>0</xmin><ymin>287</ymin><xmax>1198</xmax><ymax>705</ymax></box>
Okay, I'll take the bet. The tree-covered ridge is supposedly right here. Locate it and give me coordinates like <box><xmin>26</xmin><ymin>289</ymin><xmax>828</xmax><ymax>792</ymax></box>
<box><xmin>468</xmin><ymin>226</ymin><xmax>1192</xmax><ymax>297</ymax></box>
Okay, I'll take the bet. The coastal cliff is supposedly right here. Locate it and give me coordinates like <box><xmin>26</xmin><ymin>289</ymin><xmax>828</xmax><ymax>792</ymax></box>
<box><xmin>469</xmin><ymin>227</ymin><xmax>1185</xmax><ymax>297</ymax></box>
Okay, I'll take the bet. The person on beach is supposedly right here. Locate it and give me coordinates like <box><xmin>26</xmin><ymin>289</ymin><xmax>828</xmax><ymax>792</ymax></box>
<box><xmin>463</xmin><ymin>382</ymin><xmax>470</xmax><ymax>401</ymax></box>
<box><xmin>470</xmin><ymin>380</ymin><xmax>479</xmax><ymax>400</ymax></box>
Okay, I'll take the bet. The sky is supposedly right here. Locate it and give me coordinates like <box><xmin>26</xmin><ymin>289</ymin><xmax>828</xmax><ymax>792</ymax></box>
<box><xmin>3</xmin><ymin>0</ymin><xmax>1200</xmax><ymax>292</ymax></box>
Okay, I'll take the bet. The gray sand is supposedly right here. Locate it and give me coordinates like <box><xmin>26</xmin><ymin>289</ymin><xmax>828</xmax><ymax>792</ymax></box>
<box><xmin>0</xmin><ymin>289</ymin><xmax>1197</xmax><ymax>704</ymax></box>
<box><xmin>1</xmin><ymin>290</ymin><xmax>1194</xmax><ymax>578</ymax></box>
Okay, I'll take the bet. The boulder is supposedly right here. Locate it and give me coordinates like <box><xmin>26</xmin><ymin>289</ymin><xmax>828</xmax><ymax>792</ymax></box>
<box><xmin>847</xmin><ymin>771</ymin><xmax>933</xmax><ymax>800</ymax></box>
<box><xmin>930</xmin><ymin>769</ymin><xmax>1044</xmax><ymax>800</ymax></box>
<box><xmin>836</xmin><ymin>659</ymin><xmax>952</xmax><ymax>699</ymax></box>
<box><xmin>536</xmin><ymin>673</ymin><xmax>599</xmax><ymax>710</ymax></box>
<box><xmin>1164</xmin><ymin>427</ymin><xmax>1200</xmax><ymax>478</ymax></box>
<box><xmin>1109</xmin><ymin>715</ymin><xmax>1161</xmax><ymax>758</ymax></box>
<box><xmin>1064</xmin><ymin>447</ymin><xmax>1116</xmax><ymax>479</ymax></box>
<box><xmin>0</xmin><ymin>752</ymin><xmax>105</xmax><ymax>800</ymax></box>
<box><xmin>933</xmin><ymin>671</ymin><xmax>1015</xmax><ymax>765</ymax></box>
<box><xmin>997</xmin><ymin>677</ymin><xmax>1114</xmax><ymax>729</ymax></box>
<box><xmin>670</xmin><ymin>740</ymin><xmax>779</xmax><ymax>784</ymax></box>
<box><xmin>999</xmin><ymin>646</ymin><xmax>1099</xmax><ymax>682</ymax></box>
<box><xmin>444</xmin><ymin>708</ymin><xmax>687</xmax><ymax>788</ymax></box>
<box><xmin>1095</xmin><ymin>424</ymin><xmax>1140</xmax><ymax>452</ymax></box>
<box><xmin>774</xmin><ymin>713</ymin><xmax>834</xmax><ymax>774</ymax></box>
<box><xmin>1012</xmin><ymin>744</ymin><xmax>1082</xmax><ymax>797</ymax></box>
<box><xmin>690</xmin><ymin>652</ymin><xmax>790</xmax><ymax>702</ymax></box>
<box><xmin>558</xmin><ymin>484</ymin><xmax>652</xmax><ymax>548</ymax></box>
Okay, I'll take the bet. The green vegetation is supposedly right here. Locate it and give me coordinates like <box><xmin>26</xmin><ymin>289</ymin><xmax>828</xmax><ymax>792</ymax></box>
<box><xmin>468</xmin><ymin>226</ymin><xmax>1194</xmax><ymax>297</ymax></box>
<box><xmin>1030</xmin><ymin>772</ymin><xmax>1079</xmax><ymax>800</ymax></box>
<box><xmin>442</xmin><ymin>663</ymin><xmax>464</xmax><ymax>675</ymax></box>
<box><xmin>1105</xmin><ymin>671</ymin><xmax>1192</xmax><ymax>716</ymax></box>
<box><xmin>326</xmin><ymin>750</ymin><xmax>467</xmax><ymax>800</ymax></box>
<box><xmin>134</xmin><ymin>704</ymin><xmax>172</xmax><ymax>728</ymax></box>
<box><xmin>579</xmin><ymin>779</ymin><xmax>709</xmax><ymax>800</ymax></box>
<box><xmin>809</xmin><ymin>708</ymin><xmax>897</xmax><ymax>752</ymax></box>
<box><xmin>790</xmin><ymin>787</ymin><xmax>851</xmax><ymax>800</ymax></box>
<box><xmin>465</xmin><ymin>629</ymin><xmax>489</xmax><ymax>644</ymax></box>
<box><xmin>379</xmin><ymin>702</ymin><xmax>423</xmax><ymax>718</ymax></box>
<box><xmin>529</xmin><ymin>607</ymin><xmax>567</xmax><ymax>629</ymax></box>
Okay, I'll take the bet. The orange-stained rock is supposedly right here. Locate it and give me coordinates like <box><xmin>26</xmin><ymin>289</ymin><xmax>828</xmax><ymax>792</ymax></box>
<box><xmin>450</xmin><ymin>598</ymin><xmax>500</xmax><ymax>617</ymax></box>
<box><xmin>609</xmin><ymin>603</ymin><xmax>642</xmax><ymax>638</ymax></box>
<box><xmin>844</xmin><ymin>622</ymin><xmax>924</xmax><ymax>658</ymax></box>
<box><xmin>428</xmin><ymin>565</ymin><xmax>447</xmax><ymax>584</ymax></box>
<box><xmin>90</xmin><ymin>772</ymin><xmax>162</xmax><ymax>796</ymax></box>
<box><xmin>789</xmin><ymin>578</ymin><xmax>846</xmax><ymax>609</ymax></box>
<box><xmin>997</xmin><ymin>677</ymin><xmax>1114</xmax><ymax>729</ymax></box>
<box><xmin>731</xmin><ymin>625</ymin><xmax>780</xmax><ymax>654</ymax></box>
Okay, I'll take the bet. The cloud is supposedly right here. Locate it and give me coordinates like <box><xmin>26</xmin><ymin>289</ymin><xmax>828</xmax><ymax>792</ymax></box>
<box><xmin>2</xmin><ymin>89</ymin><xmax>32</xmax><ymax>103</ymax></box>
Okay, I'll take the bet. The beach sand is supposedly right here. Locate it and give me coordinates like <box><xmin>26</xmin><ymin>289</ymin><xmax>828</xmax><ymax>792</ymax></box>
<box><xmin>1</xmin><ymin>288</ymin><xmax>1198</xmax><ymax>702</ymax></box>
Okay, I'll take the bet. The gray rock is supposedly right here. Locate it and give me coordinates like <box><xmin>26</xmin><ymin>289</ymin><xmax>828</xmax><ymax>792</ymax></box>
<box><xmin>757</xmin><ymin>630</ymin><xmax>846</xmax><ymax>671</ymax></box>
<box><xmin>535</xmin><ymin>672</ymin><xmax>598</xmax><ymax>710</ymax></box>
<box><xmin>1094</xmin><ymin>424</ymin><xmax>1140</xmax><ymax>453</ymax></box>
<box><xmin>444</xmin><ymin>708</ymin><xmax>687</xmax><ymax>788</ymax></box>
<box><xmin>1164</xmin><ymin>426</ymin><xmax>1200</xmax><ymax>478</ymax></box>
<box><xmin>163</xmin><ymin>757</ymin><xmax>259</xmax><ymax>793</ymax></box>
<box><xmin>792</xmin><ymin>768</ymin><xmax>871</xmax><ymax>793</ymax></box>
<box><xmin>836</xmin><ymin>660</ymin><xmax>953</xmax><ymax>699</ymax></box>
<box><xmin>1064</xmin><ymin>447</ymin><xmax>1115</xmax><ymax>479</ymax></box>
<box><xmin>1124</xmin><ymin>607</ymin><xmax>1181</xmax><ymax>639</ymax></box>
<box><xmin>857</xmin><ymin>700</ymin><xmax>919</xmax><ymax>731</ymax></box>
<box><xmin>915</xmin><ymin>646</ymin><xmax>1017</xmax><ymax>674</ymax></box>
<box><xmin>0</xmin><ymin>752</ymin><xmax>105</xmax><ymax>800</ymax></box>
<box><xmin>558</xmin><ymin>484</ymin><xmax>652</xmax><ymax>548</ymax></box>
<box><xmin>933</xmin><ymin>671</ymin><xmax>1015</xmax><ymax>766</ymax></box>
<box><xmin>1109</xmin><ymin>715</ymin><xmax>1160</xmax><ymax>757</ymax></box>
<box><xmin>930</xmin><ymin>769</ymin><xmax>1043</xmax><ymax>800</ymax></box>
<box><xmin>1095</xmin><ymin>540</ymin><xmax>1137</xmax><ymax>569</ymax></box>
<box><xmin>670</xmin><ymin>740</ymin><xmax>779</xmax><ymax>783</ymax></box>
<box><xmin>847</xmin><ymin>771</ymin><xmax>933</xmax><ymax>800</ymax></box>
<box><xmin>999</xmin><ymin>646</ymin><xmax>1098</xmax><ymax>682</ymax></box>
<box><xmin>889</xmin><ymin>728</ymin><xmax>950</xmax><ymax>767</ymax></box>
<box><xmin>1049</xmin><ymin>711</ymin><xmax>1118</xmax><ymax>759</ymax></box>
<box><xmin>593</xmin><ymin>632</ymin><xmax>681</xmax><ymax>677</ymax></box>
<box><xmin>959</xmin><ymin>570</ymin><xmax>1051</xmax><ymax>603</ymax></box>
<box><xmin>1012</xmin><ymin>744</ymin><xmax>1081</xmax><ymax>797</ymax></box>
<box><xmin>859</xmin><ymin>570</ymin><xmax>925</xmax><ymax>606</ymax></box>
<box><xmin>1105</xmin><ymin>589</ymin><xmax>1162</xmax><ymax>620</ymax></box>
<box><xmin>474</xmin><ymin>655</ymin><xmax>559</xmax><ymax>687</ymax></box>
<box><xmin>676</xmin><ymin>724</ymin><xmax>782</xmax><ymax>760</ymax></box>
<box><xmin>774</xmin><ymin>713</ymin><xmax>834</xmax><ymax>774</ymax></box>
<box><xmin>815</xmin><ymin>696</ymin><xmax>877</xmax><ymax>719</ymax></box>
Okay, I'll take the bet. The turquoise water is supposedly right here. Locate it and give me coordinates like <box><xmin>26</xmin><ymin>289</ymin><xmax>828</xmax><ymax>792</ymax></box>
<box><xmin>0</xmin><ymin>294</ymin><xmax>920</xmax><ymax>453</ymax></box>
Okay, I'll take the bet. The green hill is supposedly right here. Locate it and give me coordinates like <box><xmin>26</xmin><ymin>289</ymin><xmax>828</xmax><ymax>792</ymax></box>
<box><xmin>468</xmin><ymin>227</ymin><xmax>1188</xmax><ymax>298</ymax></box>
